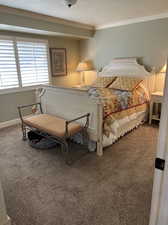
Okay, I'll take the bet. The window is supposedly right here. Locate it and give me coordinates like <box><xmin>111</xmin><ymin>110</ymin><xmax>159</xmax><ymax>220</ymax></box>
<box><xmin>17</xmin><ymin>41</ymin><xmax>49</xmax><ymax>87</ymax></box>
<box><xmin>0</xmin><ymin>36</ymin><xmax>50</xmax><ymax>91</ymax></box>
<box><xmin>0</xmin><ymin>39</ymin><xmax>18</xmax><ymax>89</ymax></box>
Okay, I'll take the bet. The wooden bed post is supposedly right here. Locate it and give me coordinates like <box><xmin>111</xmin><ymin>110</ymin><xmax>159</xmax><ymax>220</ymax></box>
<box><xmin>96</xmin><ymin>100</ymin><xmax>103</xmax><ymax>156</ymax></box>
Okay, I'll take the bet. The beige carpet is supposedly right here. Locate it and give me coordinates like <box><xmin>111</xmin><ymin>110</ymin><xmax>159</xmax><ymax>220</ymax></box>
<box><xmin>0</xmin><ymin>124</ymin><xmax>158</xmax><ymax>225</ymax></box>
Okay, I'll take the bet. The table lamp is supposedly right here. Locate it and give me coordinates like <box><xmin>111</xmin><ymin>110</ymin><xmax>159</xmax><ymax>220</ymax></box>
<box><xmin>156</xmin><ymin>63</ymin><xmax>167</xmax><ymax>93</ymax></box>
<box><xmin>76</xmin><ymin>61</ymin><xmax>91</xmax><ymax>86</ymax></box>
<box><xmin>160</xmin><ymin>64</ymin><xmax>167</xmax><ymax>74</ymax></box>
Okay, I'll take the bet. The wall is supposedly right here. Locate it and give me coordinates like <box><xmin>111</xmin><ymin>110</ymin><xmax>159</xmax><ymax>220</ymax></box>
<box><xmin>0</xmin><ymin>90</ymin><xmax>35</xmax><ymax>123</ymax></box>
<box><xmin>80</xmin><ymin>17</ymin><xmax>168</xmax><ymax>86</ymax></box>
<box><xmin>0</xmin><ymin>31</ymin><xmax>81</xmax><ymax>122</ymax></box>
<box><xmin>49</xmin><ymin>36</ymin><xmax>80</xmax><ymax>86</ymax></box>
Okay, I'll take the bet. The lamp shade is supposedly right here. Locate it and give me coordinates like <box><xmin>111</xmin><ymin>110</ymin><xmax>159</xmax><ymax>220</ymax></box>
<box><xmin>161</xmin><ymin>64</ymin><xmax>167</xmax><ymax>73</ymax></box>
<box><xmin>76</xmin><ymin>62</ymin><xmax>91</xmax><ymax>72</ymax></box>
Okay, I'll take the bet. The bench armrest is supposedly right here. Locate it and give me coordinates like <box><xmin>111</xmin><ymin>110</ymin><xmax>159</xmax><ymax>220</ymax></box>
<box><xmin>18</xmin><ymin>102</ymin><xmax>43</xmax><ymax>122</ymax></box>
<box><xmin>66</xmin><ymin>113</ymin><xmax>90</xmax><ymax>124</ymax></box>
<box><xmin>18</xmin><ymin>102</ymin><xmax>41</xmax><ymax>109</ymax></box>
<box><xmin>65</xmin><ymin>113</ymin><xmax>90</xmax><ymax>137</ymax></box>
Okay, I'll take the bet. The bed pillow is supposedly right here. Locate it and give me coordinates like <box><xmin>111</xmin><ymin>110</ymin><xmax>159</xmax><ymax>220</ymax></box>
<box><xmin>91</xmin><ymin>76</ymin><xmax>116</xmax><ymax>88</ymax></box>
<box><xmin>109</xmin><ymin>76</ymin><xmax>142</xmax><ymax>91</ymax></box>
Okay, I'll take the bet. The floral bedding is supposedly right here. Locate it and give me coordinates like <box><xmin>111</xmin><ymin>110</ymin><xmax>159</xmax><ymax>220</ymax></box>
<box><xmin>89</xmin><ymin>85</ymin><xmax>149</xmax><ymax>137</ymax></box>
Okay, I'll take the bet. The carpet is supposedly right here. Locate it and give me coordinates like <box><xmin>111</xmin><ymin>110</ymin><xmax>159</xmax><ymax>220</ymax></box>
<box><xmin>0</xmin><ymin>124</ymin><xmax>158</xmax><ymax>225</ymax></box>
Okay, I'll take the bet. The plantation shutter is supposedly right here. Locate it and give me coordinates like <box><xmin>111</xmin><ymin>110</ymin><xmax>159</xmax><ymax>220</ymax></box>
<box><xmin>0</xmin><ymin>39</ymin><xmax>19</xmax><ymax>89</ymax></box>
<box><xmin>17</xmin><ymin>41</ymin><xmax>49</xmax><ymax>87</ymax></box>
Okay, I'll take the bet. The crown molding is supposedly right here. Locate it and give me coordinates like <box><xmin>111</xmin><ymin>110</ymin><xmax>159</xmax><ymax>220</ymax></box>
<box><xmin>0</xmin><ymin>24</ymin><xmax>92</xmax><ymax>39</ymax></box>
<box><xmin>96</xmin><ymin>12</ymin><xmax>168</xmax><ymax>30</ymax></box>
<box><xmin>0</xmin><ymin>5</ymin><xmax>94</xmax><ymax>31</ymax></box>
<box><xmin>2</xmin><ymin>5</ymin><xmax>168</xmax><ymax>33</ymax></box>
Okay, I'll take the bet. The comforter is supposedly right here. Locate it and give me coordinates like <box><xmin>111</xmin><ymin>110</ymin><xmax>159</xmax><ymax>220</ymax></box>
<box><xmin>89</xmin><ymin>85</ymin><xmax>149</xmax><ymax>137</ymax></box>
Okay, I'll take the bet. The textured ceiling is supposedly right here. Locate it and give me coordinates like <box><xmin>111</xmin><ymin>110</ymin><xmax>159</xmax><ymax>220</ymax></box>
<box><xmin>1</xmin><ymin>0</ymin><xmax>168</xmax><ymax>28</ymax></box>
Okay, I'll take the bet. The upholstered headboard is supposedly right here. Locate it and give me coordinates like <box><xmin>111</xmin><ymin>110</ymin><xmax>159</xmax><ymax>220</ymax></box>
<box><xmin>99</xmin><ymin>57</ymin><xmax>155</xmax><ymax>95</ymax></box>
<box><xmin>100</xmin><ymin>57</ymin><xmax>149</xmax><ymax>77</ymax></box>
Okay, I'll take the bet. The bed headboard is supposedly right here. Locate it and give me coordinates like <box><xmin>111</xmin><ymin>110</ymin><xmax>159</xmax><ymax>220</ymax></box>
<box><xmin>100</xmin><ymin>57</ymin><xmax>150</xmax><ymax>77</ymax></box>
<box><xmin>99</xmin><ymin>57</ymin><xmax>156</xmax><ymax>95</ymax></box>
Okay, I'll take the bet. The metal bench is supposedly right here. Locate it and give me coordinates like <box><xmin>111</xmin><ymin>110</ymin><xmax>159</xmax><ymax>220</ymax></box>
<box><xmin>18</xmin><ymin>102</ymin><xmax>90</xmax><ymax>164</ymax></box>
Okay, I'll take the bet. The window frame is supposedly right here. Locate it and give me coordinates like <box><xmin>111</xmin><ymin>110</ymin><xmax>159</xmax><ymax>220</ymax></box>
<box><xmin>0</xmin><ymin>35</ymin><xmax>51</xmax><ymax>94</ymax></box>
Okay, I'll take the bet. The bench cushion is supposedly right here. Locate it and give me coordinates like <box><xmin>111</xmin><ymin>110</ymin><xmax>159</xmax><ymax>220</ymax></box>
<box><xmin>23</xmin><ymin>114</ymin><xmax>82</xmax><ymax>137</ymax></box>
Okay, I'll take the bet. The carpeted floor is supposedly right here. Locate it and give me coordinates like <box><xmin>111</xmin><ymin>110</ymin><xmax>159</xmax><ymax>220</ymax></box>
<box><xmin>0</xmin><ymin>124</ymin><xmax>158</xmax><ymax>225</ymax></box>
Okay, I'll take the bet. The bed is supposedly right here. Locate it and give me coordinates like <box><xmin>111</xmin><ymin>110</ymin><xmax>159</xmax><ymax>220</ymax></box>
<box><xmin>37</xmin><ymin>58</ymin><xmax>155</xmax><ymax>156</ymax></box>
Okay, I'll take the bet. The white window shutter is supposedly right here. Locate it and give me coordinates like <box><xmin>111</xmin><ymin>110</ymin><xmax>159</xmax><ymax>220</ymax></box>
<box><xmin>0</xmin><ymin>39</ymin><xmax>19</xmax><ymax>89</ymax></box>
<box><xmin>17</xmin><ymin>41</ymin><xmax>49</xmax><ymax>87</ymax></box>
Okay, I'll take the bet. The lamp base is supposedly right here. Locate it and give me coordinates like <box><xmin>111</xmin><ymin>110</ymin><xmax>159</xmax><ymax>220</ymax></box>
<box><xmin>72</xmin><ymin>85</ymin><xmax>89</xmax><ymax>90</ymax></box>
<box><xmin>81</xmin><ymin>71</ymin><xmax>85</xmax><ymax>86</ymax></box>
<box><xmin>74</xmin><ymin>84</ymin><xmax>84</xmax><ymax>88</ymax></box>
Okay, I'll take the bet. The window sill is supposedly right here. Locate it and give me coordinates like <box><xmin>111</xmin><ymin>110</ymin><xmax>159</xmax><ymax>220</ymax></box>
<box><xmin>0</xmin><ymin>85</ymin><xmax>44</xmax><ymax>95</ymax></box>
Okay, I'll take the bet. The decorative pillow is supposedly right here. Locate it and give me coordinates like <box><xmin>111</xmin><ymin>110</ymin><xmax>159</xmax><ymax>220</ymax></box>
<box><xmin>91</xmin><ymin>76</ymin><xmax>116</xmax><ymax>88</ymax></box>
<box><xmin>109</xmin><ymin>76</ymin><xmax>142</xmax><ymax>91</ymax></box>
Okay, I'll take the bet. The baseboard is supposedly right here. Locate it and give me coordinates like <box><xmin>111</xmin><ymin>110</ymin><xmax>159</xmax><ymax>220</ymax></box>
<box><xmin>0</xmin><ymin>114</ymin><xmax>34</xmax><ymax>130</ymax></box>
<box><xmin>0</xmin><ymin>118</ymin><xmax>20</xmax><ymax>129</ymax></box>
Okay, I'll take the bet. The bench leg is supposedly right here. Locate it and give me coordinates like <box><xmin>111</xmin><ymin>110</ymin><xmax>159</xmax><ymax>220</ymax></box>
<box><xmin>82</xmin><ymin>129</ymin><xmax>89</xmax><ymax>152</ymax></box>
<box><xmin>61</xmin><ymin>141</ymin><xmax>72</xmax><ymax>165</ymax></box>
<box><xmin>22</xmin><ymin>124</ymin><xmax>27</xmax><ymax>141</ymax></box>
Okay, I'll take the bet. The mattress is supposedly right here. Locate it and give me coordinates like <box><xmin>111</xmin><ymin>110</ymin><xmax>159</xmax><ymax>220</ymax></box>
<box><xmin>72</xmin><ymin>84</ymin><xmax>149</xmax><ymax>150</ymax></box>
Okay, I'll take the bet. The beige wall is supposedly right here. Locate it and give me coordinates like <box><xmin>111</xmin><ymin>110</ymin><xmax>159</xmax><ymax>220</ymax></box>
<box><xmin>0</xmin><ymin>90</ymin><xmax>36</xmax><ymax>123</ymax></box>
<box><xmin>49</xmin><ymin>36</ymin><xmax>80</xmax><ymax>86</ymax></box>
<box><xmin>80</xmin><ymin>17</ymin><xmax>168</xmax><ymax>88</ymax></box>
<box><xmin>0</xmin><ymin>31</ymin><xmax>81</xmax><ymax>122</ymax></box>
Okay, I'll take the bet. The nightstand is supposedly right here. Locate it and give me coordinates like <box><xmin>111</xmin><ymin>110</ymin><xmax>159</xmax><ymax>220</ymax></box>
<box><xmin>149</xmin><ymin>91</ymin><xmax>163</xmax><ymax>124</ymax></box>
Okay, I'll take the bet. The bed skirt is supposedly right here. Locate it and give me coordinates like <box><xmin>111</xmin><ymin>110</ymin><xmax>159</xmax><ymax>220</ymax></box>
<box><xmin>71</xmin><ymin>110</ymin><xmax>147</xmax><ymax>152</ymax></box>
<box><xmin>103</xmin><ymin>110</ymin><xmax>147</xmax><ymax>147</ymax></box>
